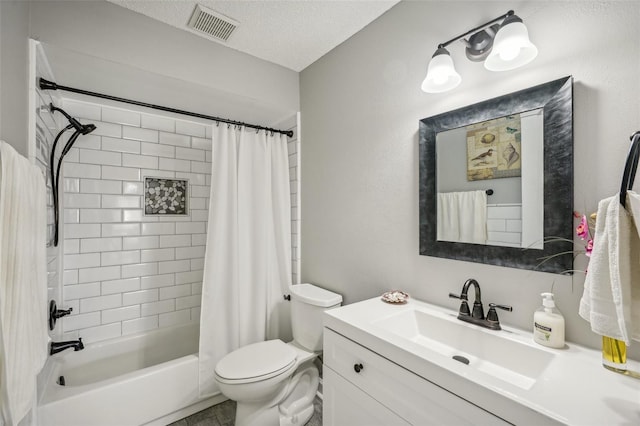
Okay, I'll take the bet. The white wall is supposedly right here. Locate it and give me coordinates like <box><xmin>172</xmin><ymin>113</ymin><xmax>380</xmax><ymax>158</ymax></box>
<box><xmin>300</xmin><ymin>0</ymin><xmax>640</xmax><ymax>353</ymax></box>
<box><xmin>0</xmin><ymin>0</ymin><xmax>30</xmax><ymax>156</ymax></box>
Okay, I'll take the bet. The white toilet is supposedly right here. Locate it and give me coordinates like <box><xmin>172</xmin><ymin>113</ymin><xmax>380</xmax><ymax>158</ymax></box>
<box><xmin>214</xmin><ymin>283</ymin><xmax>342</xmax><ymax>426</ymax></box>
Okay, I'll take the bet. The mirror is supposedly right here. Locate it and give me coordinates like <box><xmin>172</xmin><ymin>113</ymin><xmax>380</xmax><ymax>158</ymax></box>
<box><xmin>419</xmin><ymin>76</ymin><xmax>573</xmax><ymax>273</ymax></box>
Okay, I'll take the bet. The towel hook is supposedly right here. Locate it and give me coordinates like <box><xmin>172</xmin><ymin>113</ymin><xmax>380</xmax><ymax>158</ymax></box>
<box><xmin>619</xmin><ymin>131</ymin><xmax>640</xmax><ymax>208</ymax></box>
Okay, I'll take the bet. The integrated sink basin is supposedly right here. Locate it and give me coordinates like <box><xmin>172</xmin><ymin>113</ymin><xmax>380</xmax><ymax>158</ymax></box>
<box><xmin>372</xmin><ymin>306</ymin><xmax>555</xmax><ymax>389</ymax></box>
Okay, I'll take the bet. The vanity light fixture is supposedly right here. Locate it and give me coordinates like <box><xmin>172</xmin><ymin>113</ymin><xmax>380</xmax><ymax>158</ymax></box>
<box><xmin>421</xmin><ymin>10</ymin><xmax>538</xmax><ymax>93</ymax></box>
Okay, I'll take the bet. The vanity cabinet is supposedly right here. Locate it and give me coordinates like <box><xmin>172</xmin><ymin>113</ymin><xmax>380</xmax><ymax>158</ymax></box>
<box><xmin>323</xmin><ymin>328</ymin><xmax>508</xmax><ymax>426</ymax></box>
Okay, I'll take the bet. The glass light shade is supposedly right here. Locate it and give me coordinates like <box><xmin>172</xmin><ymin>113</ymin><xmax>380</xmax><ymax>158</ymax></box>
<box><xmin>484</xmin><ymin>20</ymin><xmax>538</xmax><ymax>71</ymax></box>
<box><xmin>421</xmin><ymin>49</ymin><xmax>462</xmax><ymax>93</ymax></box>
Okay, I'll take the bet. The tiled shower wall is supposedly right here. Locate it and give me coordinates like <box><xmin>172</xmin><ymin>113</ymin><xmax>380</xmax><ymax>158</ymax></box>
<box><xmin>285</xmin><ymin>114</ymin><xmax>301</xmax><ymax>284</ymax></box>
<box><xmin>60</xmin><ymin>100</ymin><xmax>300</xmax><ymax>343</ymax></box>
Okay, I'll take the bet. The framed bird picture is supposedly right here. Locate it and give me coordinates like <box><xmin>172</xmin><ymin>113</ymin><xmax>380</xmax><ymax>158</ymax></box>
<box><xmin>466</xmin><ymin>114</ymin><xmax>522</xmax><ymax>181</ymax></box>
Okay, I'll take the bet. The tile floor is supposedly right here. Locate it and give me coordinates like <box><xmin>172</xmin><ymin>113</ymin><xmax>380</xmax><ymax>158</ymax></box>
<box><xmin>169</xmin><ymin>396</ymin><xmax>322</xmax><ymax>426</ymax></box>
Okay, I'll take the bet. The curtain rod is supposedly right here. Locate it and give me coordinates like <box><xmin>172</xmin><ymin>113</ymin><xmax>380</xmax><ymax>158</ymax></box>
<box><xmin>38</xmin><ymin>78</ymin><xmax>294</xmax><ymax>138</ymax></box>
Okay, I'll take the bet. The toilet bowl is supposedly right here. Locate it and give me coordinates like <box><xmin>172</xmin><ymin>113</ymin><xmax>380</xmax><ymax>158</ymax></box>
<box><xmin>214</xmin><ymin>284</ymin><xmax>342</xmax><ymax>426</ymax></box>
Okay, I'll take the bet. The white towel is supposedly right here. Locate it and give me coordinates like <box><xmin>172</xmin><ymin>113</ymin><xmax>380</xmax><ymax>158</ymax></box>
<box><xmin>437</xmin><ymin>191</ymin><xmax>487</xmax><ymax>244</ymax></box>
<box><xmin>0</xmin><ymin>141</ymin><xmax>49</xmax><ymax>426</ymax></box>
<box><xmin>579</xmin><ymin>195</ymin><xmax>640</xmax><ymax>344</ymax></box>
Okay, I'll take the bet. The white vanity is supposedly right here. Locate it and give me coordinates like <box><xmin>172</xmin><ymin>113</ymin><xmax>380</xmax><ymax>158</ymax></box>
<box><xmin>323</xmin><ymin>297</ymin><xmax>639</xmax><ymax>425</ymax></box>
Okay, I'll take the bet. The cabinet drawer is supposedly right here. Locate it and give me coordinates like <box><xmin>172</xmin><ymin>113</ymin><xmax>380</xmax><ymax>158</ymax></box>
<box><xmin>324</xmin><ymin>328</ymin><xmax>508</xmax><ymax>426</ymax></box>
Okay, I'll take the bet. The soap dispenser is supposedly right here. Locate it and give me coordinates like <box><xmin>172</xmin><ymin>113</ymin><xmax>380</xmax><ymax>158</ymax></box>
<box><xmin>533</xmin><ymin>292</ymin><xmax>565</xmax><ymax>348</ymax></box>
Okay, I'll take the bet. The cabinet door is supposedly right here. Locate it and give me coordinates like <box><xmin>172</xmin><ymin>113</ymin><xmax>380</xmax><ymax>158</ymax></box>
<box><xmin>324</xmin><ymin>367</ymin><xmax>410</xmax><ymax>426</ymax></box>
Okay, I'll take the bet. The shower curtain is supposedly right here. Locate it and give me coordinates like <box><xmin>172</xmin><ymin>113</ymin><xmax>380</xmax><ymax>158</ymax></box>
<box><xmin>198</xmin><ymin>124</ymin><xmax>292</xmax><ymax>397</ymax></box>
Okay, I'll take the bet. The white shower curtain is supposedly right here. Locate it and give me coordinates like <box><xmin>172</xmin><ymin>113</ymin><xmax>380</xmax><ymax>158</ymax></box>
<box><xmin>198</xmin><ymin>125</ymin><xmax>292</xmax><ymax>397</ymax></box>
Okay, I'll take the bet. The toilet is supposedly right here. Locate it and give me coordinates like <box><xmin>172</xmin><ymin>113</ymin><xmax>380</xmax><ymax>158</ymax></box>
<box><xmin>214</xmin><ymin>283</ymin><xmax>342</xmax><ymax>426</ymax></box>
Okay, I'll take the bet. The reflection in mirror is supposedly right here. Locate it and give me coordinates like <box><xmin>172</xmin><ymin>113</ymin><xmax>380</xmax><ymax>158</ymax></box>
<box><xmin>436</xmin><ymin>108</ymin><xmax>543</xmax><ymax>249</ymax></box>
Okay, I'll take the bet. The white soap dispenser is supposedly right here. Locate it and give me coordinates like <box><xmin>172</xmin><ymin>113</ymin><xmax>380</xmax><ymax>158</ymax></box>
<box><xmin>533</xmin><ymin>292</ymin><xmax>565</xmax><ymax>348</ymax></box>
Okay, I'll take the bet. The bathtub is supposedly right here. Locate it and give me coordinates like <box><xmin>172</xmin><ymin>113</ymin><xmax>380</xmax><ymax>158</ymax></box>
<box><xmin>37</xmin><ymin>323</ymin><xmax>225</xmax><ymax>426</ymax></box>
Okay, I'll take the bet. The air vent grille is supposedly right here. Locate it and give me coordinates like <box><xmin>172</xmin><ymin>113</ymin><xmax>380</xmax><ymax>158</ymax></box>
<box><xmin>187</xmin><ymin>4</ymin><xmax>239</xmax><ymax>42</ymax></box>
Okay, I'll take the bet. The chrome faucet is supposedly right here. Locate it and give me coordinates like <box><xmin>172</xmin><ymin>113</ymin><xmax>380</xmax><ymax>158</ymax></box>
<box><xmin>50</xmin><ymin>338</ymin><xmax>84</xmax><ymax>355</ymax></box>
<box><xmin>449</xmin><ymin>278</ymin><xmax>512</xmax><ymax>330</ymax></box>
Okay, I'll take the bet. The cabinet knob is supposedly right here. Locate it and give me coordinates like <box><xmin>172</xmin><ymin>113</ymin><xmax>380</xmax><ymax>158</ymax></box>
<box><xmin>354</xmin><ymin>363</ymin><xmax>364</xmax><ymax>373</ymax></box>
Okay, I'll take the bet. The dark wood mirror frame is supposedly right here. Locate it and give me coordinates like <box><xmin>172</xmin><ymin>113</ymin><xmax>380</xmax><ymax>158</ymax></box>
<box><xmin>419</xmin><ymin>76</ymin><xmax>573</xmax><ymax>273</ymax></box>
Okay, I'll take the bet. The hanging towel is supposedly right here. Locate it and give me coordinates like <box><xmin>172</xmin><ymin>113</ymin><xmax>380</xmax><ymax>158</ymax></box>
<box><xmin>437</xmin><ymin>191</ymin><xmax>487</xmax><ymax>244</ymax></box>
<box><xmin>579</xmin><ymin>195</ymin><xmax>640</xmax><ymax>344</ymax></box>
<box><xmin>0</xmin><ymin>141</ymin><xmax>49</xmax><ymax>426</ymax></box>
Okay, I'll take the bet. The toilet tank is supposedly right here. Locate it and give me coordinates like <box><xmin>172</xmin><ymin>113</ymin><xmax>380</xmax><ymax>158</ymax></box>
<box><xmin>290</xmin><ymin>284</ymin><xmax>342</xmax><ymax>352</ymax></box>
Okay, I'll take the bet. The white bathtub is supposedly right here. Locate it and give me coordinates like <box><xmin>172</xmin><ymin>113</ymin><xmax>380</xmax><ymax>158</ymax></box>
<box><xmin>37</xmin><ymin>323</ymin><xmax>225</xmax><ymax>426</ymax></box>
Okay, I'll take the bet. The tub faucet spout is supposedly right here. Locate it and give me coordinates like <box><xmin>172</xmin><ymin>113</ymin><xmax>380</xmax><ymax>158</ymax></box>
<box><xmin>50</xmin><ymin>338</ymin><xmax>84</xmax><ymax>355</ymax></box>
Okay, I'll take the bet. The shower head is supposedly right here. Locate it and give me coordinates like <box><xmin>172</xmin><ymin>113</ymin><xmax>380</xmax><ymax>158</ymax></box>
<box><xmin>80</xmin><ymin>123</ymin><xmax>96</xmax><ymax>135</ymax></box>
<box><xmin>49</xmin><ymin>103</ymin><xmax>95</xmax><ymax>135</ymax></box>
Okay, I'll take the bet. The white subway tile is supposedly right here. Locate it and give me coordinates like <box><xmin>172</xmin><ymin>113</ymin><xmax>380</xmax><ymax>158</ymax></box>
<box><xmin>176</xmin><ymin>121</ymin><xmax>206</xmax><ymax>138</ymax></box>
<box><xmin>65</xmin><ymin>224</ymin><xmax>101</xmax><ymax>239</ymax></box>
<box><xmin>191</xmin><ymin>161</ymin><xmax>210</xmax><ymax>174</ymax></box>
<box><xmin>159</xmin><ymin>234</ymin><xmax>191</xmax><ymax>248</ymax></box>
<box><xmin>65</xmin><ymin>148</ymin><xmax>79</xmax><ymax>163</ymax></box>
<box><xmin>62</xmin><ymin>311</ymin><xmax>101</xmax><ymax>332</ymax></box>
<box><xmin>140</xmin><ymin>142</ymin><xmax>175</xmax><ymax>158</ymax></box>
<box><xmin>123</xmin><ymin>126</ymin><xmax>158</xmax><ymax>143</ymax></box>
<box><xmin>80</xmin><ymin>209</ymin><xmax>122</xmax><ymax>223</ymax></box>
<box><xmin>159</xmin><ymin>309</ymin><xmax>191</xmax><ymax>328</ymax></box>
<box><xmin>141</xmin><ymin>114</ymin><xmax>175</xmax><ymax>132</ymax></box>
<box><xmin>142</xmin><ymin>169</ymin><xmax>174</xmax><ymax>179</ymax></box>
<box><xmin>190</xmin><ymin>198</ymin><xmax>206</xmax><ymax>210</ymax></box>
<box><xmin>487</xmin><ymin>205</ymin><xmax>522</xmax><ymax>220</ymax></box>
<box><xmin>64</xmin><ymin>282</ymin><xmax>101</xmax><ymax>299</ymax></box>
<box><xmin>176</xmin><ymin>222</ymin><xmax>205</xmax><ymax>234</ymax></box>
<box><xmin>102</xmin><ymin>305</ymin><xmax>140</xmax><ymax>324</ymax></box>
<box><xmin>101</xmin><ymin>250</ymin><xmax>141</xmax><ymax>266</ymax></box>
<box><xmin>191</xmin><ymin>209</ymin><xmax>208</xmax><ymax>221</ymax></box>
<box><xmin>176</xmin><ymin>172</ymin><xmax>206</xmax><ymax>186</ymax></box>
<box><xmin>80</xmin><ymin>323</ymin><xmax>122</xmax><ymax>343</ymax></box>
<box><xmin>506</xmin><ymin>219</ymin><xmax>523</xmax><ymax>233</ymax></box>
<box><xmin>159</xmin><ymin>132</ymin><xmax>190</xmax><ymax>147</ymax></box>
<box><xmin>64</xmin><ymin>209</ymin><xmax>79</xmax><ymax>224</ymax></box>
<box><xmin>64</xmin><ymin>178</ymin><xmax>80</xmax><ymax>193</ymax></box>
<box><xmin>141</xmin><ymin>222</ymin><xmax>175</xmax><ymax>235</ymax></box>
<box><xmin>140</xmin><ymin>248</ymin><xmax>175</xmax><ymax>262</ymax></box>
<box><xmin>191</xmin><ymin>306</ymin><xmax>201</xmax><ymax>322</ymax></box>
<box><xmin>64</xmin><ymin>163</ymin><xmax>101</xmax><ymax>179</ymax></box>
<box><xmin>141</xmin><ymin>274</ymin><xmax>174</xmax><ymax>289</ymax></box>
<box><xmin>63</xmin><ymin>100</ymin><xmax>102</xmax><ymax>121</ymax></box>
<box><xmin>63</xmin><ymin>269</ymin><xmax>78</xmax><ymax>285</ymax></box>
<box><xmin>78</xmin><ymin>266</ymin><xmax>120</xmax><ymax>283</ymax></box>
<box><xmin>191</xmin><ymin>282</ymin><xmax>203</xmax><ymax>295</ymax></box>
<box><xmin>64</xmin><ymin>193</ymin><xmax>101</xmax><ymax>208</ymax></box>
<box><xmin>123</xmin><ymin>181</ymin><xmax>144</xmax><ymax>195</ymax></box>
<box><xmin>74</xmin><ymin>134</ymin><xmax>101</xmax><ymax>150</ymax></box>
<box><xmin>123</xmin><ymin>236</ymin><xmax>159</xmax><ymax>250</ymax></box>
<box><xmin>175</xmin><ymin>147</ymin><xmax>204</xmax><ymax>161</ymax></box>
<box><xmin>102</xmin><ymin>137</ymin><xmax>140</xmax><ymax>154</ymax></box>
<box><xmin>176</xmin><ymin>295</ymin><xmax>200</xmax><ymax>311</ymax></box>
<box><xmin>121</xmin><ymin>262</ymin><xmax>158</xmax><ymax>278</ymax></box>
<box><xmin>159</xmin><ymin>158</ymin><xmax>190</xmax><ymax>172</ymax></box>
<box><xmin>92</xmin><ymin>121</ymin><xmax>122</xmax><ymax>138</ymax></box>
<box><xmin>191</xmin><ymin>185</ymin><xmax>209</xmax><ymax>198</ymax></box>
<box><xmin>102</xmin><ymin>223</ymin><xmax>140</xmax><ymax>237</ymax></box>
<box><xmin>191</xmin><ymin>137</ymin><xmax>212</xmax><ymax>151</ymax></box>
<box><xmin>175</xmin><ymin>270</ymin><xmax>203</xmax><ymax>285</ymax></box>
<box><xmin>81</xmin><ymin>237</ymin><xmax>122</xmax><ymax>253</ymax></box>
<box><xmin>122</xmin><ymin>316</ymin><xmax>158</xmax><ymax>336</ymax></box>
<box><xmin>123</xmin><ymin>153</ymin><xmax>158</xmax><ymax>169</ymax></box>
<box><xmin>102</xmin><ymin>195</ymin><xmax>141</xmax><ymax>209</ymax></box>
<box><xmin>487</xmin><ymin>219</ymin><xmax>507</xmax><ymax>232</ymax></box>
<box><xmin>487</xmin><ymin>231</ymin><xmax>522</xmax><ymax>245</ymax></box>
<box><xmin>123</xmin><ymin>289</ymin><xmax>158</xmax><ymax>306</ymax></box>
<box><xmin>102</xmin><ymin>166</ymin><xmax>141</xmax><ymax>181</ymax></box>
<box><xmin>102</xmin><ymin>277</ymin><xmax>140</xmax><ymax>295</ymax></box>
<box><xmin>102</xmin><ymin>107</ymin><xmax>141</xmax><ymax>127</ymax></box>
<box><xmin>141</xmin><ymin>299</ymin><xmax>174</xmax><ymax>316</ymax></box>
<box><xmin>206</xmin><ymin>151</ymin><xmax>212</xmax><ymax>163</ymax></box>
<box><xmin>190</xmin><ymin>258</ymin><xmax>204</xmax><ymax>271</ymax></box>
<box><xmin>80</xmin><ymin>179</ymin><xmax>122</xmax><ymax>194</ymax></box>
<box><xmin>65</xmin><ymin>253</ymin><xmax>101</xmax><ymax>269</ymax></box>
<box><xmin>191</xmin><ymin>234</ymin><xmax>206</xmax><ymax>246</ymax></box>
<box><xmin>175</xmin><ymin>246</ymin><xmax>205</xmax><ymax>260</ymax></box>
<box><xmin>158</xmin><ymin>260</ymin><xmax>190</xmax><ymax>274</ymax></box>
<box><xmin>80</xmin><ymin>148</ymin><xmax>121</xmax><ymax>167</ymax></box>
<box><xmin>80</xmin><ymin>294</ymin><xmax>121</xmax><ymax>313</ymax></box>
<box><xmin>123</xmin><ymin>209</ymin><xmax>144</xmax><ymax>222</ymax></box>
<box><xmin>64</xmin><ymin>239</ymin><xmax>80</xmax><ymax>254</ymax></box>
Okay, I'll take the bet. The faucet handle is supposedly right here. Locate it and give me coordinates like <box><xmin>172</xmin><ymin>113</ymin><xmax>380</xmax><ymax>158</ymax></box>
<box><xmin>486</xmin><ymin>303</ymin><xmax>513</xmax><ymax>323</ymax></box>
<box><xmin>448</xmin><ymin>292</ymin><xmax>467</xmax><ymax>300</ymax></box>
<box><xmin>449</xmin><ymin>293</ymin><xmax>471</xmax><ymax>316</ymax></box>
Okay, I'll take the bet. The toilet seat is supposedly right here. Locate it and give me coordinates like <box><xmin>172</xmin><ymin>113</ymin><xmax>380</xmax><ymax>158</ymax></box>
<box><xmin>215</xmin><ymin>340</ymin><xmax>297</xmax><ymax>384</ymax></box>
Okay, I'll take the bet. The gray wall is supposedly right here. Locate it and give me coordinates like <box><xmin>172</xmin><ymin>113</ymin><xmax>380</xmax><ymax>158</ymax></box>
<box><xmin>300</xmin><ymin>0</ymin><xmax>640</xmax><ymax>353</ymax></box>
<box><xmin>0</xmin><ymin>0</ymin><xmax>30</xmax><ymax>157</ymax></box>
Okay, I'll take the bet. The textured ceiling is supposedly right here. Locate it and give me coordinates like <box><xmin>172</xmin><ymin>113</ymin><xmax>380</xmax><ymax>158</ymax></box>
<box><xmin>107</xmin><ymin>0</ymin><xmax>400</xmax><ymax>72</ymax></box>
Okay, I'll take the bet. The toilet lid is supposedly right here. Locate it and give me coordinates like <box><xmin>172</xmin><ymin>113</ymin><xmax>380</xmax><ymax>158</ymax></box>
<box><xmin>215</xmin><ymin>340</ymin><xmax>297</xmax><ymax>383</ymax></box>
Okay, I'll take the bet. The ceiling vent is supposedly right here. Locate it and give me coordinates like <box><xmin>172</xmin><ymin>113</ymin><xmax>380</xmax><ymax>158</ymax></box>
<box><xmin>187</xmin><ymin>4</ymin><xmax>239</xmax><ymax>42</ymax></box>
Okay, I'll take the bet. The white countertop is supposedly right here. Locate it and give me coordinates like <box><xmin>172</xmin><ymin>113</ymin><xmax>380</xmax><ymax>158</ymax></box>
<box><xmin>324</xmin><ymin>297</ymin><xmax>640</xmax><ymax>425</ymax></box>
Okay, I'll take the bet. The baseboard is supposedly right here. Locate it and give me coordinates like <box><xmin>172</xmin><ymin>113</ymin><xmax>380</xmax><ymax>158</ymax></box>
<box><xmin>143</xmin><ymin>393</ymin><xmax>227</xmax><ymax>426</ymax></box>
